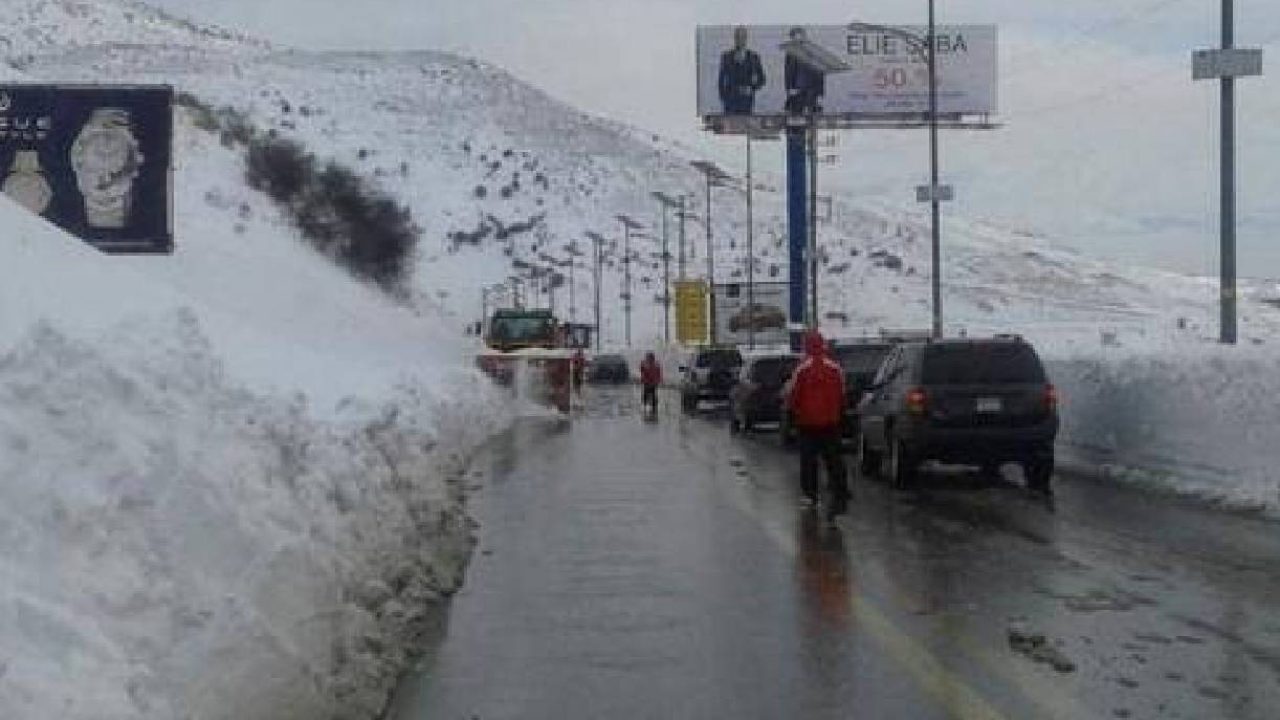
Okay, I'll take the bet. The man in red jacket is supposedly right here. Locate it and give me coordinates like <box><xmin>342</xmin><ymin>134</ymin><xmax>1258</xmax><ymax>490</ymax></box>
<box><xmin>640</xmin><ymin>352</ymin><xmax>662</xmax><ymax>415</ymax></box>
<box><xmin>785</xmin><ymin>330</ymin><xmax>849</xmax><ymax>516</ymax></box>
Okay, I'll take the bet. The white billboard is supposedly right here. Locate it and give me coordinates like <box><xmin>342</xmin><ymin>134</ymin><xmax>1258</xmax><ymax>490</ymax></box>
<box><xmin>697</xmin><ymin>24</ymin><xmax>997</xmax><ymax>119</ymax></box>
<box><xmin>714</xmin><ymin>282</ymin><xmax>789</xmax><ymax>346</ymax></box>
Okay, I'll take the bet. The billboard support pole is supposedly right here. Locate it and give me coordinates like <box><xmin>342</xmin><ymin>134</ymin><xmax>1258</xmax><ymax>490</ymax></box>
<box><xmin>786</xmin><ymin>127</ymin><xmax>808</xmax><ymax>350</ymax></box>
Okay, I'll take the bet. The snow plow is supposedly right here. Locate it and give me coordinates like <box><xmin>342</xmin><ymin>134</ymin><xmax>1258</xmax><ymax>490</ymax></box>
<box><xmin>476</xmin><ymin>308</ymin><xmax>573</xmax><ymax>413</ymax></box>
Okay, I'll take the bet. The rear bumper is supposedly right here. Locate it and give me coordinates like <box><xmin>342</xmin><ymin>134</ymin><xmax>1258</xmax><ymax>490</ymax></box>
<box><xmin>899</xmin><ymin>419</ymin><xmax>1059</xmax><ymax>462</ymax></box>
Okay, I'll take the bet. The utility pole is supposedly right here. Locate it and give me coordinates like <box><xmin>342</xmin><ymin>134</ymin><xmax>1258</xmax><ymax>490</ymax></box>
<box><xmin>1193</xmin><ymin>1</ymin><xmax>1262</xmax><ymax>345</ymax></box>
<box><xmin>678</xmin><ymin>194</ymin><xmax>688</xmax><ymax>278</ymax></box>
<box><xmin>808</xmin><ymin>121</ymin><xmax>819</xmax><ymax>329</ymax></box>
<box><xmin>652</xmin><ymin>191</ymin><xmax>682</xmax><ymax>346</ymax></box>
<box><xmin>928</xmin><ymin>0</ymin><xmax>943</xmax><ymax>339</ymax></box>
<box><xmin>568</xmin><ymin>257</ymin><xmax>576</xmax><ymax>322</ymax></box>
<box><xmin>617</xmin><ymin>214</ymin><xmax>643</xmax><ymax>348</ymax></box>
<box><xmin>747</xmin><ymin>134</ymin><xmax>755</xmax><ymax>349</ymax></box>
<box><xmin>691</xmin><ymin>160</ymin><xmax>729</xmax><ymax>345</ymax></box>
<box><xmin>587</xmin><ymin>231</ymin><xmax>605</xmax><ymax>352</ymax></box>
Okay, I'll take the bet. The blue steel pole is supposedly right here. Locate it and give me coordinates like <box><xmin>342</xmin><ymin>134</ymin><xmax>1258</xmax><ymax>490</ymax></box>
<box><xmin>786</xmin><ymin>127</ymin><xmax>808</xmax><ymax>351</ymax></box>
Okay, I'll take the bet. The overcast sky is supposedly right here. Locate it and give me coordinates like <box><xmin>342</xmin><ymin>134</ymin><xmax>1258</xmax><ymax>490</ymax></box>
<box><xmin>145</xmin><ymin>0</ymin><xmax>1280</xmax><ymax>276</ymax></box>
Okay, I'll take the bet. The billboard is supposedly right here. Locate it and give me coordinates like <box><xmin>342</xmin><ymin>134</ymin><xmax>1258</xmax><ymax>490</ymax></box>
<box><xmin>697</xmin><ymin>24</ymin><xmax>997</xmax><ymax>120</ymax></box>
<box><xmin>0</xmin><ymin>84</ymin><xmax>173</xmax><ymax>254</ymax></box>
<box><xmin>675</xmin><ymin>280</ymin><xmax>709</xmax><ymax>345</ymax></box>
<box><xmin>714</xmin><ymin>282</ymin><xmax>789</xmax><ymax>346</ymax></box>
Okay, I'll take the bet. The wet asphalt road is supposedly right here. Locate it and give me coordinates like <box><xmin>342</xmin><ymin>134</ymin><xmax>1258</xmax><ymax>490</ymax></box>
<box><xmin>387</xmin><ymin>387</ymin><xmax>1280</xmax><ymax>720</ymax></box>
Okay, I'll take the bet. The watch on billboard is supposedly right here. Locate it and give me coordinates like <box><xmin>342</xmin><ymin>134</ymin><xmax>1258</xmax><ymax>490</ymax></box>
<box><xmin>0</xmin><ymin>84</ymin><xmax>173</xmax><ymax>254</ymax></box>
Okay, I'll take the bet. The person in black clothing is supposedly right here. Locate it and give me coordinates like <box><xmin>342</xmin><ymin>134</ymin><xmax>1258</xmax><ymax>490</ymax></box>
<box><xmin>718</xmin><ymin>26</ymin><xmax>766</xmax><ymax>115</ymax></box>
<box><xmin>785</xmin><ymin>26</ymin><xmax>826</xmax><ymax>115</ymax></box>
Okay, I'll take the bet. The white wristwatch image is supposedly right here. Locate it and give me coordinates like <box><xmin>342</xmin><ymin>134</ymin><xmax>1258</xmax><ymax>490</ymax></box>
<box><xmin>70</xmin><ymin>108</ymin><xmax>144</xmax><ymax>229</ymax></box>
<box><xmin>3</xmin><ymin>150</ymin><xmax>52</xmax><ymax>215</ymax></box>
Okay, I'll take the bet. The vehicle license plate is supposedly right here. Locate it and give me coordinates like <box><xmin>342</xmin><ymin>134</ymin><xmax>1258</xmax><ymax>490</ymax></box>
<box><xmin>976</xmin><ymin>397</ymin><xmax>1003</xmax><ymax>414</ymax></box>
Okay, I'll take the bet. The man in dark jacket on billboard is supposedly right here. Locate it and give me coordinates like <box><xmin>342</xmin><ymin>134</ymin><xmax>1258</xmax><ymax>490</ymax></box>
<box><xmin>718</xmin><ymin>26</ymin><xmax>766</xmax><ymax>115</ymax></box>
<box><xmin>785</xmin><ymin>26</ymin><xmax>826</xmax><ymax>115</ymax></box>
<box><xmin>785</xmin><ymin>330</ymin><xmax>849</xmax><ymax>516</ymax></box>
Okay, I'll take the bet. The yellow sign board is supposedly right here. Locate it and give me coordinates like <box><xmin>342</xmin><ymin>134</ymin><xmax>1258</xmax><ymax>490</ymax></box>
<box><xmin>675</xmin><ymin>280</ymin><xmax>709</xmax><ymax>345</ymax></box>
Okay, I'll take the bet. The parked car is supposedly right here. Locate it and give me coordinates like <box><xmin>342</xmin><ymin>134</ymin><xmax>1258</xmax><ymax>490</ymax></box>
<box><xmin>727</xmin><ymin>304</ymin><xmax>787</xmax><ymax>333</ymax></box>
<box><xmin>729</xmin><ymin>352</ymin><xmax>800</xmax><ymax>433</ymax></box>
<box><xmin>779</xmin><ymin>338</ymin><xmax>894</xmax><ymax>447</ymax></box>
<box><xmin>857</xmin><ymin>336</ymin><xmax>1059</xmax><ymax>492</ymax></box>
<box><xmin>679</xmin><ymin>346</ymin><xmax>743</xmax><ymax>412</ymax></box>
<box><xmin>587</xmin><ymin>354</ymin><xmax>629</xmax><ymax>384</ymax></box>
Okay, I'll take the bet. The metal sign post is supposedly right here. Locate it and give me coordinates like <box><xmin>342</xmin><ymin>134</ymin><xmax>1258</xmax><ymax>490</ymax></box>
<box><xmin>1192</xmin><ymin>1</ymin><xmax>1263</xmax><ymax>345</ymax></box>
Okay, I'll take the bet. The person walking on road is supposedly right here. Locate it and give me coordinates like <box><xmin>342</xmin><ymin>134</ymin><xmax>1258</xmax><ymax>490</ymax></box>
<box><xmin>640</xmin><ymin>352</ymin><xmax>663</xmax><ymax>416</ymax></box>
<box><xmin>571</xmin><ymin>348</ymin><xmax>586</xmax><ymax>394</ymax></box>
<box><xmin>785</xmin><ymin>331</ymin><xmax>849</xmax><ymax>517</ymax></box>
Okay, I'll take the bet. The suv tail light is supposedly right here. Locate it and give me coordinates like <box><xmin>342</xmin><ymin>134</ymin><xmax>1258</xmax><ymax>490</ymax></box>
<box><xmin>906</xmin><ymin>387</ymin><xmax>928</xmax><ymax>416</ymax></box>
<box><xmin>1044</xmin><ymin>384</ymin><xmax>1059</xmax><ymax>412</ymax></box>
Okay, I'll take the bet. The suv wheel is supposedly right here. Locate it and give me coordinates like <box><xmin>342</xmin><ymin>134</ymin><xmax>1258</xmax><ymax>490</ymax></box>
<box><xmin>681</xmin><ymin>394</ymin><xmax>696</xmax><ymax>414</ymax></box>
<box><xmin>1024</xmin><ymin>450</ymin><xmax>1054</xmax><ymax>494</ymax></box>
<box><xmin>858</xmin><ymin>433</ymin><xmax>881</xmax><ymax>477</ymax></box>
<box><xmin>741</xmin><ymin>414</ymin><xmax>754</xmax><ymax>433</ymax></box>
<box><xmin>889</xmin><ymin>437</ymin><xmax>917</xmax><ymax>489</ymax></box>
<box><xmin>729</xmin><ymin>412</ymin><xmax>741</xmax><ymax>433</ymax></box>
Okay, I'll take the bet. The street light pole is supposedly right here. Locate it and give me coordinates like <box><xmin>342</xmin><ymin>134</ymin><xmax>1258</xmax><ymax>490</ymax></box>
<box><xmin>652</xmin><ymin>193</ymin><xmax>676</xmax><ymax>345</ymax></box>
<box><xmin>678</xmin><ymin>194</ymin><xmax>688</xmax><ymax>278</ymax></box>
<box><xmin>587</xmin><ymin>231</ymin><xmax>604</xmax><ymax>352</ymax></box>
<box><xmin>1221</xmin><ymin>0</ymin><xmax>1236</xmax><ymax>345</ymax></box>
<box><xmin>808</xmin><ymin>121</ymin><xmax>819</xmax><ymax>329</ymax></box>
<box><xmin>616</xmin><ymin>215</ymin><xmax>643</xmax><ymax>348</ymax></box>
<box><xmin>747</xmin><ymin>134</ymin><xmax>755</xmax><ymax>349</ymax></box>
<box><xmin>928</xmin><ymin>0</ymin><xmax>943</xmax><ymax>339</ymax></box>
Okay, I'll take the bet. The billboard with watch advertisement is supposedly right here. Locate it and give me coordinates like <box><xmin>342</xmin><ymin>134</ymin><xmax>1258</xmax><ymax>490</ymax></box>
<box><xmin>0</xmin><ymin>84</ymin><xmax>173</xmax><ymax>254</ymax></box>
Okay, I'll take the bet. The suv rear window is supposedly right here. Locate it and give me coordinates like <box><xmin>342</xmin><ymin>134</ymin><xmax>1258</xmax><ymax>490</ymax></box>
<box><xmin>696</xmin><ymin>349</ymin><xmax>742</xmax><ymax>369</ymax></box>
<box><xmin>750</xmin><ymin>357</ymin><xmax>797</xmax><ymax>384</ymax></box>
<box><xmin>922</xmin><ymin>343</ymin><xmax>1046</xmax><ymax>384</ymax></box>
<box><xmin>832</xmin><ymin>344</ymin><xmax>892</xmax><ymax>374</ymax></box>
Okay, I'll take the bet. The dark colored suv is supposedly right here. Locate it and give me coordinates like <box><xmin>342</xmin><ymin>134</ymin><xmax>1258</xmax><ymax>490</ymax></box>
<box><xmin>679</xmin><ymin>346</ymin><xmax>744</xmax><ymax>412</ymax></box>
<box><xmin>830</xmin><ymin>340</ymin><xmax>895</xmax><ymax>439</ymax></box>
<box><xmin>729</xmin><ymin>353</ymin><xmax>800</xmax><ymax>432</ymax></box>
<box><xmin>588</xmin><ymin>354</ymin><xmax>629</xmax><ymax>384</ymax></box>
<box><xmin>857</xmin><ymin>337</ymin><xmax>1059</xmax><ymax>492</ymax></box>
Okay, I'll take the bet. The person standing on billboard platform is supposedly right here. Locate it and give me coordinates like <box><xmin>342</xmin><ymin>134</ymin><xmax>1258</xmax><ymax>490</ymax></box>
<box><xmin>718</xmin><ymin>26</ymin><xmax>765</xmax><ymax>115</ymax></box>
<box><xmin>784</xmin><ymin>330</ymin><xmax>849</xmax><ymax>518</ymax></box>
<box><xmin>785</xmin><ymin>26</ymin><xmax>826</xmax><ymax>115</ymax></box>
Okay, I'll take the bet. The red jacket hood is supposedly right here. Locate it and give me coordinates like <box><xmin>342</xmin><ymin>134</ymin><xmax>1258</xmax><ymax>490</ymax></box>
<box><xmin>803</xmin><ymin>330</ymin><xmax>827</xmax><ymax>358</ymax></box>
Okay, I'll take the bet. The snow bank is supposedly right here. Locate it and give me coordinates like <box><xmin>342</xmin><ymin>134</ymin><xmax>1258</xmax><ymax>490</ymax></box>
<box><xmin>0</xmin><ymin>116</ymin><xmax>512</xmax><ymax>717</ymax></box>
<box><xmin>1049</xmin><ymin>349</ymin><xmax>1280</xmax><ymax>515</ymax></box>
<box><xmin>0</xmin><ymin>315</ymin><xmax>507</xmax><ymax>719</ymax></box>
